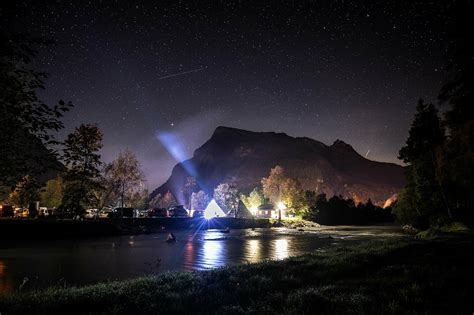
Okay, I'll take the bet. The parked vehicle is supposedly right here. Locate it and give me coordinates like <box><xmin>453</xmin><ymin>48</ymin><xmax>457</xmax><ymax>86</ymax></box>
<box><xmin>168</xmin><ymin>205</ymin><xmax>188</xmax><ymax>218</ymax></box>
<box><xmin>99</xmin><ymin>210</ymin><xmax>111</xmax><ymax>218</ymax></box>
<box><xmin>110</xmin><ymin>207</ymin><xmax>135</xmax><ymax>218</ymax></box>
<box><xmin>148</xmin><ymin>207</ymin><xmax>168</xmax><ymax>217</ymax></box>
<box><xmin>14</xmin><ymin>207</ymin><xmax>23</xmax><ymax>218</ymax></box>
<box><xmin>136</xmin><ymin>209</ymin><xmax>148</xmax><ymax>217</ymax></box>
<box><xmin>38</xmin><ymin>207</ymin><xmax>50</xmax><ymax>218</ymax></box>
<box><xmin>84</xmin><ymin>209</ymin><xmax>99</xmax><ymax>219</ymax></box>
<box><xmin>52</xmin><ymin>205</ymin><xmax>75</xmax><ymax>219</ymax></box>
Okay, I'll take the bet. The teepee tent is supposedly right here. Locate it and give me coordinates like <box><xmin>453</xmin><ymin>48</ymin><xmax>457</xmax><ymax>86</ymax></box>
<box><xmin>204</xmin><ymin>199</ymin><xmax>226</xmax><ymax>219</ymax></box>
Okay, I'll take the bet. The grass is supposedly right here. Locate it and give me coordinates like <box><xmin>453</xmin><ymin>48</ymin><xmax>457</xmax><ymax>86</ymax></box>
<box><xmin>1</xmin><ymin>236</ymin><xmax>474</xmax><ymax>314</ymax></box>
<box><xmin>416</xmin><ymin>221</ymin><xmax>474</xmax><ymax>239</ymax></box>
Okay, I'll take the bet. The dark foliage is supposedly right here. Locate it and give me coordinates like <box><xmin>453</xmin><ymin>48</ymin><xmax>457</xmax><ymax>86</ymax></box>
<box><xmin>393</xmin><ymin>100</ymin><xmax>448</xmax><ymax>228</ymax></box>
<box><xmin>61</xmin><ymin>124</ymin><xmax>103</xmax><ymax>213</ymax></box>
<box><xmin>0</xmin><ymin>31</ymin><xmax>72</xmax><ymax>188</ymax></box>
<box><xmin>396</xmin><ymin>2</ymin><xmax>474</xmax><ymax>228</ymax></box>
<box><xmin>303</xmin><ymin>193</ymin><xmax>393</xmax><ymax>225</ymax></box>
<box><xmin>436</xmin><ymin>1</ymin><xmax>474</xmax><ymax>225</ymax></box>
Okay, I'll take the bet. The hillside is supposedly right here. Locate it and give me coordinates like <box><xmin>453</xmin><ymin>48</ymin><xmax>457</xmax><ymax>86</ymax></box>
<box><xmin>151</xmin><ymin>126</ymin><xmax>405</xmax><ymax>206</ymax></box>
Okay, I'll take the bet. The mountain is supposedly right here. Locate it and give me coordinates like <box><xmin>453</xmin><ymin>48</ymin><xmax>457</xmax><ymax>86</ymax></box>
<box><xmin>151</xmin><ymin>126</ymin><xmax>405</xmax><ymax>206</ymax></box>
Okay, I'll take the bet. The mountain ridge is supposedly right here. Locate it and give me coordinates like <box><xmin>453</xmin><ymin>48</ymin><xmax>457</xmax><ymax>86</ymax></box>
<box><xmin>151</xmin><ymin>126</ymin><xmax>404</xmax><ymax>206</ymax></box>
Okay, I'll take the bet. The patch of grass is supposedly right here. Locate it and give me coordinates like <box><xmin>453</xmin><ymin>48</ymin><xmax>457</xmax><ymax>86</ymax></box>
<box><xmin>1</xmin><ymin>236</ymin><xmax>474</xmax><ymax>314</ymax></box>
<box><xmin>416</xmin><ymin>221</ymin><xmax>473</xmax><ymax>239</ymax></box>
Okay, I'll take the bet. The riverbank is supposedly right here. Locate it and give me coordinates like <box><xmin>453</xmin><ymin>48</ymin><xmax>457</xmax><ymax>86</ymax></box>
<box><xmin>0</xmin><ymin>217</ymin><xmax>271</xmax><ymax>239</ymax></box>
<box><xmin>1</xmin><ymin>236</ymin><xmax>473</xmax><ymax>314</ymax></box>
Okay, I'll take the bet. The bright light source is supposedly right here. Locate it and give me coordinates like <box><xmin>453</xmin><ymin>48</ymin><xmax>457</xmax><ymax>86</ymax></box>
<box><xmin>204</xmin><ymin>210</ymin><xmax>215</xmax><ymax>220</ymax></box>
<box><xmin>204</xmin><ymin>199</ymin><xmax>226</xmax><ymax>220</ymax></box>
<box><xmin>277</xmin><ymin>202</ymin><xmax>286</xmax><ymax>210</ymax></box>
<box><xmin>250</xmin><ymin>206</ymin><xmax>258</xmax><ymax>216</ymax></box>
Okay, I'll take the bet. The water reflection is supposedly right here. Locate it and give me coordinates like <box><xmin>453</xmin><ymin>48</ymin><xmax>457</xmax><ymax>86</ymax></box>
<box><xmin>0</xmin><ymin>260</ymin><xmax>11</xmax><ymax>293</ymax></box>
<box><xmin>201</xmin><ymin>241</ymin><xmax>224</xmax><ymax>269</ymax></box>
<box><xmin>0</xmin><ymin>225</ymin><xmax>404</xmax><ymax>294</ymax></box>
<box><xmin>244</xmin><ymin>239</ymin><xmax>261</xmax><ymax>263</ymax></box>
<box><xmin>273</xmin><ymin>239</ymin><xmax>289</xmax><ymax>260</ymax></box>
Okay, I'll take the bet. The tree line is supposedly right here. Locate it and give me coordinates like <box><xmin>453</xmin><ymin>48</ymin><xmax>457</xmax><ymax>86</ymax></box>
<box><xmin>0</xmin><ymin>31</ymin><xmax>147</xmax><ymax>215</ymax></box>
<box><xmin>393</xmin><ymin>2</ymin><xmax>473</xmax><ymax>229</ymax></box>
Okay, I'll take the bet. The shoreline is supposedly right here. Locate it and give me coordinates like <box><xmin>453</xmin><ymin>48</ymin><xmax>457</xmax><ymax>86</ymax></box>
<box><xmin>0</xmin><ymin>217</ymin><xmax>272</xmax><ymax>240</ymax></box>
<box><xmin>1</xmin><ymin>236</ymin><xmax>473</xmax><ymax>314</ymax></box>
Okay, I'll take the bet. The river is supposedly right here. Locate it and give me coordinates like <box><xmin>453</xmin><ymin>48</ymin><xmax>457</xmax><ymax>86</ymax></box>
<box><xmin>0</xmin><ymin>225</ymin><xmax>404</xmax><ymax>294</ymax></box>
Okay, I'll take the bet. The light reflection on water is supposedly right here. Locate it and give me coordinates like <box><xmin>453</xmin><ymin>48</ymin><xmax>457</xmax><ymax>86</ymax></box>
<box><xmin>202</xmin><ymin>241</ymin><xmax>224</xmax><ymax>269</ymax></box>
<box><xmin>0</xmin><ymin>225</ymin><xmax>404</xmax><ymax>294</ymax></box>
<box><xmin>245</xmin><ymin>239</ymin><xmax>261</xmax><ymax>263</ymax></box>
<box><xmin>273</xmin><ymin>239</ymin><xmax>289</xmax><ymax>260</ymax></box>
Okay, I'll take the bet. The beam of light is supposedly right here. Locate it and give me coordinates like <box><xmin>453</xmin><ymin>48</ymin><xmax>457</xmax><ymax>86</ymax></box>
<box><xmin>155</xmin><ymin>131</ymin><xmax>197</xmax><ymax>177</ymax></box>
<box><xmin>158</xmin><ymin>68</ymin><xmax>203</xmax><ymax>80</ymax></box>
<box><xmin>365</xmin><ymin>149</ymin><xmax>370</xmax><ymax>157</ymax></box>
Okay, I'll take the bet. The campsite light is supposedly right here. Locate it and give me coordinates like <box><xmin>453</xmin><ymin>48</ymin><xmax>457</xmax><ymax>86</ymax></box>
<box><xmin>250</xmin><ymin>206</ymin><xmax>258</xmax><ymax>216</ymax></box>
<box><xmin>277</xmin><ymin>202</ymin><xmax>286</xmax><ymax>210</ymax></box>
<box><xmin>204</xmin><ymin>209</ymin><xmax>215</xmax><ymax>220</ymax></box>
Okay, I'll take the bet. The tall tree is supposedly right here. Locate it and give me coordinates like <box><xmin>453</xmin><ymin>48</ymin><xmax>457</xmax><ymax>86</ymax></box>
<box><xmin>393</xmin><ymin>100</ymin><xmax>447</xmax><ymax>227</ymax></box>
<box><xmin>182</xmin><ymin>176</ymin><xmax>198</xmax><ymax>209</ymax></box>
<box><xmin>241</xmin><ymin>187</ymin><xmax>265</xmax><ymax>211</ymax></box>
<box><xmin>8</xmin><ymin>175</ymin><xmax>40</xmax><ymax>208</ymax></box>
<box><xmin>213</xmin><ymin>183</ymin><xmax>240</xmax><ymax>217</ymax></box>
<box><xmin>261</xmin><ymin>166</ymin><xmax>303</xmax><ymax>216</ymax></box>
<box><xmin>191</xmin><ymin>190</ymin><xmax>210</xmax><ymax>211</ymax></box>
<box><xmin>103</xmin><ymin>149</ymin><xmax>145</xmax><ymax>208</ymax></box>
<box><xmin>61</xmin><ymin>124</ymin><xmax>103</xmax><ymax>213</ymax></box>
<box><xmin>40</xmin><ymin>177</ymin><xmax>64</xmax><ymax>208</ymax></box>
<box><xmin>437</xmin><ymin>1</ymin><xmax>474</xmax><ymax>222</ymax></box>
<box><xmin>0</xmin><ymin>31</ymin><xmax>72</xmax><ymax>189</ymax></box>
<box><xmin>149</xmin><ymin>191</ymin><xmax>178</xmax><ymax>209</ymax></box>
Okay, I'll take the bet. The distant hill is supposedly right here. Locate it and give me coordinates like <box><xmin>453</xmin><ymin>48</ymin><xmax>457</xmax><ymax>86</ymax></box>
<box><xmin>151</xmin><ymin>126</ymin><xmax>405</xmax><ymax>206</ymax></box>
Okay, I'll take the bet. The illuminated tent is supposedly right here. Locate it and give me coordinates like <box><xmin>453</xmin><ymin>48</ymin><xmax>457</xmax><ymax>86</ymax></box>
<box><xmin>204</xmin><ymin>199</ymin><xmax>226</xmax><ymax>219</ymax></box>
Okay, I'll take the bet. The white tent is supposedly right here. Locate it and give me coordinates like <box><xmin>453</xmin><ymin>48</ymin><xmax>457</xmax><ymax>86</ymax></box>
<box><xmin>204</xmin><ymin>199</ymin><xmax>226</xmax><ymax>219</ymax></box>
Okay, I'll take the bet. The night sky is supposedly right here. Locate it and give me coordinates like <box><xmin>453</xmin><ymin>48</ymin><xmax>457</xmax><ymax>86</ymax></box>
<box><xmin>0</xmin><ymin>1</ymin><xmax>454</xmax><ymax>189</ymax></box>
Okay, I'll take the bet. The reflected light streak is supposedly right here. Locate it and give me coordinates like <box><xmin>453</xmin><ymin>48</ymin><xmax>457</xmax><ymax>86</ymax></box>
<box><xmin>202</xmin><ymin>241</ymin><xmax>224</xmax><ymax>268</ymax></box>
<box><xmin>244</xmin><ymin>239</ymin><xmax>261</xmax><ymax>263</ymax></box>
<box><xmin>274</xmin><ymin>239</ymin><xmax>289</xmax><ymax>260</ymax></box>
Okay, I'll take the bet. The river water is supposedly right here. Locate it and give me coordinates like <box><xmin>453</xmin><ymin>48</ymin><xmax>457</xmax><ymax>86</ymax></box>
<box><xmin>0</xmin><ymin>225</ymin><xmax>404</xmax><ymax>294</ymax></box>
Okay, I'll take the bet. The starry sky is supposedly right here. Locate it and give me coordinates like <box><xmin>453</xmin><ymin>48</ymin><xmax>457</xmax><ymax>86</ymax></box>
<box><xmin>0</xmin><ymin>1</ymin><xmax>455</xmax><ymax>189</ymax></box>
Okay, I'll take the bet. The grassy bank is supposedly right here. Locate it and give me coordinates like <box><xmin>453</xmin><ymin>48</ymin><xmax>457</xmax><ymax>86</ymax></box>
<box><xmin>1</xmin><ymin>237</ymin><xmax>473</xmax><ymax>314</ymax></box>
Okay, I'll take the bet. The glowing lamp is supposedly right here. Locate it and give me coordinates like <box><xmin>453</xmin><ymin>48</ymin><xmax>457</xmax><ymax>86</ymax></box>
<box><xmin>250</xmin><ymin>206</ymin><xmax>258</xmax><ymax>216</ymax></box>
<box><xmin>277</xmin><ymin>202</ymin><xmax>286</xmax><ymax>210</ymax></box>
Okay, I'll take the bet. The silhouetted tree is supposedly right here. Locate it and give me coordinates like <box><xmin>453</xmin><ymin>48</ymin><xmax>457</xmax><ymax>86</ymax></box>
<box><xmin>8</xmin><ymin>175</ymin><xmax>40</xmax><ymax>208</ymax></box>
<box><xmin>0</xmin><ymin>31</ymin><xmax>72</xmax><ymax>190</ymax></box>
<box><xmin>437</xmin><ymin>1</ymin><xmax>474</xmax><ymax>224</ymax></box>
<box><xmin>303</xmin><ymin>193</ymin><xmax>393</xmax><ymax>225</ymax></box>
<box><xmin>393</xmin><ymin>100</ymin><xmax>447</xmax><ymax>228</ymax></box>
<box><xmin>102</xmin><ymin>149</ymin><xmax>145</xmax><ymax>208</ymax></box>
<box><xmin>61</xmin><ymin>124</ymin><xmax>103</xmax><ymax>214</ymax></box>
